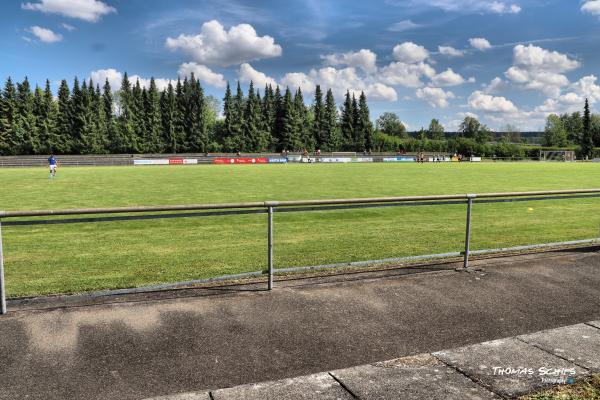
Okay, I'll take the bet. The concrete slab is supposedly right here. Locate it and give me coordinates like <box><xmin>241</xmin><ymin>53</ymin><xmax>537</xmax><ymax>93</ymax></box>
<box><xmin>587</xmin><ymin>320</ymin><xmax>600</xmax><ymax>329</ymax></box>
<box><xmin>434</xmin><ymin>337</ymin><xmax>588</xmax><ymax>398</ymax></box>
<box><xmin>211</xmin><ymin>372</ymin><xmax>353</xmax><ymax>400</ymax></box>
<box><xmin>519</xmin><ymin>323</ymin><xmax>600</xmax><ymax>372</ymax></box>
<box><xmin>331</xmin><ymin>353</ymin><xmax>499</xmax><ymax>400</ymax></box>
<box><xmin>143</xmin><ymin>393</ymin><xmax>210</xmax><ymax>400</ymax></box>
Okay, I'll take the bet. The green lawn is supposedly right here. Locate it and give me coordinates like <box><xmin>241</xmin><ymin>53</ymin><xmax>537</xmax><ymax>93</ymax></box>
<box><xmin>1</xmin><ymin>162</ymin><xmax>600</xmax><ymax>297</ymax></box>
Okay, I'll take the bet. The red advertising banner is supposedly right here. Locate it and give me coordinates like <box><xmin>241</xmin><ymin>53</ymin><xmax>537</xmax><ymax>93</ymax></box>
<box><xmin>213</xmin><ymin>158</ymin><xmax>268</xmax><ymax>164</ymax></box>
<box><xmin>169</xmin><ymin>159</ymin><xmax>184</xmax><ymax>165</ymax></box>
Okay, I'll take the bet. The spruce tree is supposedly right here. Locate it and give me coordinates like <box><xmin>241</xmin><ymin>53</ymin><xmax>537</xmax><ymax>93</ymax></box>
<box><xmin>311</xmin><ymin>85</ymin><xmax>325</xmax><ymax>151</ymax></box>
<box><xmin>0</xmin><ymin>77</ymin><xmax>17</xmax><ymax>155</ymax></box>
<box><xmin>144</xmin><ymin>78</ymin><xmax>163</xmax><ymax>153</ymax></box>
<box><xmin>294</xmin><ymin>88</ymin><xmax>312</xmax><ymax>150</ymax></box>
<box><xmin>131</xmin><ymin>79</ymin><xmax>144</xmax><ymax>152</ymax></box>
<box><xmin>357</xmin><ymin>92</ymin><xmax>373</xmax><ymax>153</ymax></box>
<box><xmin>88</xmin><ymin>83</ymin><xmax>108</xmax><ymax>153</ymax></box>
<box><xmin>340</xmin><ymin>91</ymin><xmax>354</xmax><ymax>150</ymax></box>
<box><xmin>273</xmin><ymin>86</ymin><xmax>284</xmax><ymax>150</ymax></box>
<box><xmin>42</xmin><ymin>80</ymin><xmax>58</xmax><ymax>154</ymax></box>
<box><xmin>33</xmin><ymin>85</ymin><xmax>49</xmax><ymax>153</ymax></box>
<box><xmin>323</xmin><ymin>89</ymin><xmax>340</xmax><ymax>151</ymax></box>
<box><xmin>173</xmin><ymin>78</ymin><xmax>186</xmax><ymax>153</ymax></box>
<box><xmin>279</xmin><ymin>87</ymin><xmax>303</xmax><ymax>151</ymax></box>
<box><xmin>160</xmin><ymin>83</ymin><xmax>177</xmax><ymax>153</ymax></box>
<box><xmin>118</xmin><ymin>72</ymin><xmax>136</xmax><ymax>153</ymax></box>
<box><xmin>70</xmin><ymin>78</ymin><xmax>87</xmax><ymax>153</ymax></box>
<box><xmin>351</xmin><ymin>94</ymin><xmax>361</xmax><ymax>151</ymax></box>
<box><xmin>222</xmin><ymin>82</ymin><xmax>234</xmax><ymax>139</ymax></box>
<box><xmin>262</xmin><ymin>84</ymin><xmax>275</xmax><ymax>150</ymax></box>
<box><xmin>102</xmin><ymin>79</ymin><xmax>121</xmax><ymax>153</ymax></box>
<box><xmin>16</xmin><ymin>77</ymin><xmax>37</xmax><ymax>154</ymax></box>
<box><xmin>55</xmin><ymin>79</ymin><xmax>72</xmax><ymax>153</ymax></box>
<box><xmin>581</xmin><ymin>98</ymin><xmax>593</xmax><ymax>159</ymax></box>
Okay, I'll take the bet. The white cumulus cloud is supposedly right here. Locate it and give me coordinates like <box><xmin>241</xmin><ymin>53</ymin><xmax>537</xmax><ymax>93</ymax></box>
<box><xmin>238</xmin><ymin>63</ymin><xmax>278</xmax><ymax>89</ymax></box>
<box><xmin>22</xmin><ymin>0</ymin><xmax>116</xmax><ymax>22</ymax></box>
<box><xmin>378</xmin><ymin>61</ymin><xmax>435</xmax><ymax>88</ymax></box>
<box><xmin>416</xmin><ymin>87</ymin><xmax>455</xmax><ymax>108</ymax></box>
<box><xmin>392</xmin><ymin>42</ymin><xmax>429</xmax><ymax>63</ymax></box>
<box><xmin>582</xmin><ymin>1</ymin><xmax>600</xmax><ymax>17</ymax></box>
<box><xmin>388</xmin><ymin>20</ymin><xmax>421</xmax><ymax>32</ymax></box>
<box><xmin>321</xmin><ymin>49</ymin><xmax>377</xmax><ymax>74</ymax></box>
<box><xmin>178</xmin><ymin>62</ymin><xmax>226</xmax><ymax>88</ymax></box>
<box><xmin>166</xmin><ymin>20</ymin><xmax>282</xmax><ymax>67</ymax></box>
<box><xmin>28</xmin><ymin>26</ymin><xmax>63</xmax><ymax>43</ymax></box>
<box><xmin>431</xmin><ymin>68</ymin><xmax>469</xmax><ymax>87</ymax></box>
<box><xmin>438</xmin><ymin>46</ymin><xmax>465</xmax><ymax>57</ymax></box>
<box><xmin>469</xmin><ymin>37</ymin><xmax>492</xmax><ymax>51</ymax></box>
<box><xmin>504</xmin><ymin>44</ymin><xmax>580</xmax><ymax>97</ymax></box>
<box><xmin>483</xmin><ymin>77</ymin><xmax>507</xmax><ymax>94</ymax></box>
<box><xmin>468</xmin><ymin>90</ymin><xmax>518</xmax><ymax>113</ymax></box>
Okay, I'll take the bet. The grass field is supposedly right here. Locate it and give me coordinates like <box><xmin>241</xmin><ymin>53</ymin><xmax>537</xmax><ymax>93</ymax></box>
<box><xmin>2</xmin><ymin>162</ymin><xmax>600</xmax><ymax>297</ymax></box>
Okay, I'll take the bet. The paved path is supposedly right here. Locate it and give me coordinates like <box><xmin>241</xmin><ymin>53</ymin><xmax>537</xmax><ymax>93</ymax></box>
<box><xmin>148</xmin><ymin>321</ymin><xmax>600</xmax><ymax>399</ymax></box>
<box><xmin>1</xmin><ymin>248</ymin><xmax>600</xmax><ymax>400</ymax></box>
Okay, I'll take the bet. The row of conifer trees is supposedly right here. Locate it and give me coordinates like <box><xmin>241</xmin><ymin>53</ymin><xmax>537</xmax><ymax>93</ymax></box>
<box><xmin>0</xmin><ymin>74</ymin><xmax>373</xmax><ymax>155</ymax></box>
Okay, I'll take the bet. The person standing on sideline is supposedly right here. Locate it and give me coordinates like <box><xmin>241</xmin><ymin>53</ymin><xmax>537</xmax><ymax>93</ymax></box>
<box><xmin>48</xmin><ymin>154</ymin><xmax>58</xmax><ymax>179</ymax></box>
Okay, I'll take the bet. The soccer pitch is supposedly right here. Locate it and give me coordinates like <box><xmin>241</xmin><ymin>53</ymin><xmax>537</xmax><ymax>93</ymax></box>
<box><xmin>2</xmin><ymin>162</ymin><xmax>600</xmax><ymax>297</ymax></box>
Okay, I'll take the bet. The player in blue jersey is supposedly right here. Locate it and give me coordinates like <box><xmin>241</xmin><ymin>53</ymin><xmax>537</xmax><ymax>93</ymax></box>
<box><xmin>48</xmin><ymin>154</ymin><xmax>58</xmax><ymax>179</ymax></box>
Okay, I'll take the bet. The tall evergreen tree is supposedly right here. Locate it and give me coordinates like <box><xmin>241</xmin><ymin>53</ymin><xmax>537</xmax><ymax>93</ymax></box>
<box><xmin>173</xmin><ymin>78</ymin><xmax>186</xmax><ymax>153</ymax></box>
<box><xmin>0</xmin><ymin>77</ymin><xmax>17</xmax><ymax>155</ymax></box>
<box><xmin>273</xmin><ymin>85</ymin><xmax>284</xmax><ymax>150</ymax></box>
<box><xmin>294</xmin><ymin>88</ymin><xmax>312</xmax><ymax>150</ymax></box>
<box><xmin>323</xmin><ymin>89</ymin><xmax>340</xmax><ymax>151</ymax></box>
<box><xmin>32</xmin><ymin>85</ymin><xmax>49</xmax><ymax>153</ymax></box>
<box><xmin>244</xmin><ymin>81</ymin><xmax>268</xmax><ymax>151</ymax></box>
<box><xmin>160</xmin><ymin>83</ymin><xmax>177</xmax><ymax>152</ymax></box>
<box><xmin>15</xmin><ymin>77</ymin><xmax>37</xmax><ymax>154</ymax></box>
<box><xmin>54</xmin><ymin>79</ymin><xmax>72</xmax><ymax>153</ymax></box>
<box><xmin>262</xmin><ymin>84</ymin><xmax>275</xmax><ymax>150</ymax></box>
<box><xmin>117</xmin><ymin>72</ymin><xmax>136</xmax><ymax>153</ymax></box>
<box><xmin>87</xmin><ymin>83</ymin><xmax>108</xmax><ymax>153</ymax></box>
<box><xmin>144</xmin><ymin>78</ymin><xmax>163</xmax><ymax>153</ymax></box>
<box><xmin>279</xmin><ymin>87</ymin><xmax>302</xmax><ymax>151</ymax></box>
<box><xmin>69</xmin><ymin>77</ymin><xmax>88</xmax><ymax>153</ymax></box>
<box><xmin>131</xmin><ymin>78</ymin><xmax>144</xmax><ymax>152</ymax></box>
<box><xmin>41</xmin><ymin>80</ymin><xmax>58</xmax><ymax>153</ymax></box>
<box><xmin>581</xmin><ymin>98</ymin><xmax>593</xmax><ymax>159</ymax></box>
<box><xmin>340</xmin><ymin>91</ymin><xmax>354</xmax><ymax>150</ymax></box>
<box><xmin>311</xmin><ymin>85</ymin><xmax>325</xmax><ymax>150</ymax></box>
<box><xmin>356</xmin><ymin>92</ymin><xmax>373</xmax><ymax>152</ymax></box>
<box><xmin>102</xmin><ymin>79</ymin><xmax>121</xmax><ymax>153</ymax></box>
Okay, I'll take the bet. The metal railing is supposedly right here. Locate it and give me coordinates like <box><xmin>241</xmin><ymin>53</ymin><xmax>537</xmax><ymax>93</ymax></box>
<box><xmin>2</xmin><ymin>188</ymin><xmax>600</xmax><ymax>314</ymax></box>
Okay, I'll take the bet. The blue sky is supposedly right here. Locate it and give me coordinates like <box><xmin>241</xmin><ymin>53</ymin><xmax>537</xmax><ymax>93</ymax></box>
<box><xmin>2</xmin><ymin>0</ymin><xmax>600</xmax><ymax>131</ymax></box>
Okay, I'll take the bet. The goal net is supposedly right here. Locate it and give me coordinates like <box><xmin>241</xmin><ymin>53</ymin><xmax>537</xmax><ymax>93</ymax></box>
<box><xmin>539</xmin><ymin>150</ymin><xmax>576</xmax><ymax>162</ymax></box>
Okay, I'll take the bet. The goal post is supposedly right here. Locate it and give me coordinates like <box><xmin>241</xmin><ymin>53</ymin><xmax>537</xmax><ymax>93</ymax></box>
<box><xmin>539</xmin><ymin>150</ymin><xmax>576</xmax><ymax>162</ymax></box>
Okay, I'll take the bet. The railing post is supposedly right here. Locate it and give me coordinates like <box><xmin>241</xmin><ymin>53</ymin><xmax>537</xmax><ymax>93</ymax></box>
<box><xmin>463</xmin><ymin>194</ymin><xmax>476</xmax><ymax>270</ymax></box>
<box><xmin>268</xmin><ymin>206</ymin><xmax>274</xmax><ymax>290</ymax></box>
<box><xmin>0</xmin><ymin>219</ymin><xmax>6</xmax><ymax>314</ymax></box>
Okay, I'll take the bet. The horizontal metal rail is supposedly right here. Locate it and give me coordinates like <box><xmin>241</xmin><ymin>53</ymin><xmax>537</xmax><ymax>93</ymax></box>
<box><xmin>5</xmin><ymin>193</ymin><xmax>600</xmax><ymax>227</ymax></box>
<box><xmin>2</xmin><ymin>189</ymin><xmax>600</xmax><ymax>218</ymax></box>
<box><xmin>1</xmin><ymin>188</ymin><xmax>600</xmax><ymax>314</ymax></box>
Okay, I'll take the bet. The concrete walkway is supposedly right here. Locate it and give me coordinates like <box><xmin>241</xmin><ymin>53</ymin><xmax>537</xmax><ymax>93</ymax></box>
<box><xmin>148</xmin><ymin>321</ymin><xmax>600</xmax><ymax>399</ymax></box>
<box><xmin>1</xmin><ymin>248</ymin><xmax>600</xmax><ymax>400</ymax></box>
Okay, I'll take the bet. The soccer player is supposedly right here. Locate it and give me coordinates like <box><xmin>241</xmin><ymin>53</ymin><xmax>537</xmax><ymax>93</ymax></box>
<box><xmin>48</xmin><ymin>154</ymin><xmax>58</xmax><ymax>179</ymax></box>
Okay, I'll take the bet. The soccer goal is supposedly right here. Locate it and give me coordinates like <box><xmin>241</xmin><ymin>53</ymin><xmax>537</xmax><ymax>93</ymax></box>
<box><xmin>539</xmin><ymin>150</ymin><xmax>576</xmax><ymax>162</ymax></box>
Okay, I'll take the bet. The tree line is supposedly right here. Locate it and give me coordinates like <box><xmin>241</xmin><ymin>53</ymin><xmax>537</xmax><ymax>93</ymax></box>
<box><xmin>0</xmin><ymin>75</ymin><xmax>374</xmax><ymax>155</ymax></box>
<box><xmin>542</xmin><ymin>99</ymin><xmax>600</xmax><ymax>158</ymax></box>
